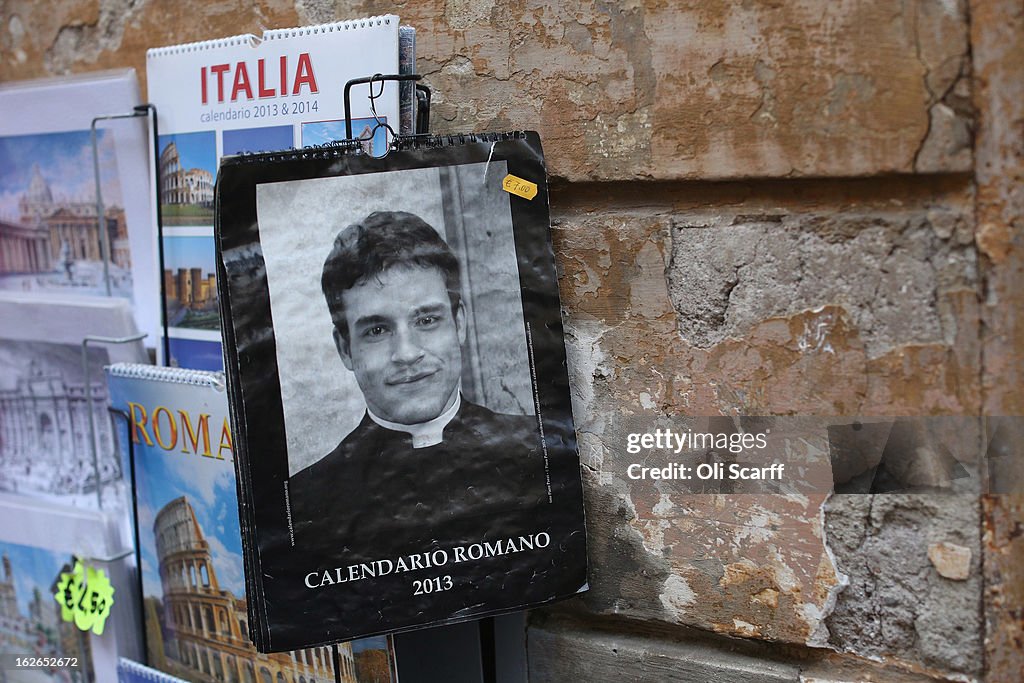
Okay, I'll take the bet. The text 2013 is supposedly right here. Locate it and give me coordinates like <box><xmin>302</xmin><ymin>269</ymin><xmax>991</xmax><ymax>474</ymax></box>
<box><xmin>413</xmin><ymin>575</ymin><xmax>453</xmax><ymax>595</ymax></box>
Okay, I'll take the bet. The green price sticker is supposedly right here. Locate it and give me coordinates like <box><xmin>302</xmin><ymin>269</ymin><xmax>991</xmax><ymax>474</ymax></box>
<box><xmin>54</xmin><ymin>560</ymin><xmax>115</xmax><ymax>635</ymax></box>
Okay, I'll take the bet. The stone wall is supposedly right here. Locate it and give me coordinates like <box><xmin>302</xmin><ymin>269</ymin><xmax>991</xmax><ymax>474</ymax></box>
<box><xmin>3</xmin><ymin>1</ymin><xmax>1019</xmax><ymax>680</ymax></box>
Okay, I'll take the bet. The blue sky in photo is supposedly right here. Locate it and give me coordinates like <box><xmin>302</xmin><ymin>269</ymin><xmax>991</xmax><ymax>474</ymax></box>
<box><xmin>159</xmin><ymin>131</ymin><xmax>217</xmax><ymax>175</ymax></box>
<box><xmin>0</xmin><ymin>541</ymin><xmax>68</xmax><ymax>616</ymax></box>
<box><xmin>351</xmin><ymin>635</ymin><xmax>389</xmax><ymax>654</ymax></box>
<box><xmin>168</xmin><ymin>337</ymin><xmax>223</xmax><ymax>372</ymax></box>
<box><xmin>0</xmin><ymin>129</ymin><xmax>120</xmax><ymax>220</ymax></box>
<box><xmin>163</xmin><ymin>234</ymin><xmax>216</xmax><ymax>274</ymax></box>
<box><xmin>223</xmin><ymin>125</ymin><xmax>294</xmax><ymax>155</ymax></box>
<box><xmin>301</xmin><ymin>117</ymin><xmax>388</xmax><ymax>154</ymax></box>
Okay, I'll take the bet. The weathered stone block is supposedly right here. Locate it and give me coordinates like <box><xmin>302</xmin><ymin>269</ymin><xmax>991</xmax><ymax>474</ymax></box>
<box><xmin>969</xmin><ymin>1</ymin><xmax>1023</xmax><ymax>673</ymax></box>
<box><xmin>0</xmin><ymin>0</ymin><xmax>302</xmax><ymax>83</ymax></box>
<box><xmin>1</xmin><ymin>0</ymin><xmax>974</xmax><ymax>181</ymax></box>
<box><xmin>983</xmin><ymin>492</ymin><xmax>1024</xmax><ymax>681</ymax></box>
<box><xmin>825</xmin><ymin>493</ymin><xmax>983</xmax><ymax>676</ymax></box>
<box><xmin>557</xmin><ymin>204</ymin><xmax>979</xmax><ymax>418</ymax></box>
<box><xmin>411</xmin><ymin>0</ymin><xmax>975</xmax><ymax>180</ymax></box>
<box><xmin>527</xmin><ymin>622</ymin><xmax>800</xmax><ymax>682</ymax></box>
<box><xmin>668</xmin><ymin>212</ymin><xmax>977</xmax><ymax>358</ymax></box>
<box><xmin>1</xmin><ymin>0</ymin><xmax>100</xmax><ymax>70</ymax></box>
<box><xmin>552</xmin><ymin>203</ymin><xmax>981</xmax><ymax>656</ymax></box>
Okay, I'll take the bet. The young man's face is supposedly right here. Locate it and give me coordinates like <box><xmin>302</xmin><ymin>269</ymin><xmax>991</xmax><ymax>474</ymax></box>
<box><xmin>334</xmin><ymin>265</ymin><xmax>466</xmax><ymax>425</ymax></box>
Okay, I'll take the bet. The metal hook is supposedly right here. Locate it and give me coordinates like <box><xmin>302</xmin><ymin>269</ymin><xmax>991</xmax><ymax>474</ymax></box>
<box><xmin>363</xmin><ymin>73</ymin><xmax>398</xmax><ymax>157</ymax></box>
<box><xmin>342</xmin><ymin>73</ymin><xmax>425</xmax><ymax>148</ymax></box>
<box><xmin>82</xmin><ymin>333</ymin><xmax>146</xmax><ymax>509</ymax></box>
<box><xmin>90</xmin><ymin>109</ymin><xmax>151</xmax><ymax>297</ymax></box>
<box><xmin>368</xmin><ymin>73</ymin><xmax>386</xmax><ymax>113</ymax></box>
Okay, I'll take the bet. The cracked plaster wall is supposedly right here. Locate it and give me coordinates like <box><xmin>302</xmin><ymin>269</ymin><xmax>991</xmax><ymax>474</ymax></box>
<box><xmin>2</xmin><ymin>0</ymin><xmax>974</xmax><ymax>181</ymax></box>
<box><xmin>553</xmin><ymin>192</ymin><xmax>986</xmax><ymax>678</ymax></box>
<box><xmin>826</xmin><ymin>493</ymin><xmax>984</xmax><ymax>677</ymax></box>
<box><xmin>970</xmin><ymin>1</ymin><xmax>1024</xmax><ymax>680</ymax></box>
<box><xmin>3</xmin><ymin>0</ymin><xmax>1020</xmax><ymax>681</ymax></box>
<box><xmin>668</xmin><ymin>211</ymin><xmax>976</xmax><ymax>356</ymax></box>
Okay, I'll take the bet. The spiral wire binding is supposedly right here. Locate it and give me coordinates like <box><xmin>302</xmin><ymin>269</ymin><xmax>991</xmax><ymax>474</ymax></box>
<box><xmin>117</xmin><ymin>657</ymin><xmax>190</xmax><ymax>682</ymax></box>
<box><xmin>107</xmin><ymin>362</ymin><xmax>225</xmax><ymax>390</ymax></box>
<box><xmin>221</xmin><ymin>131</ymin><xmax>528</xmax><ymax>168</ymax></box>
<box><xmin>146</xmin><ymin>15</ymin><xmax>396</xmax><ymax>57</ymax></box>
<box><xmin>146</xmin><ymin>34</ymin><xmax>258</xmax><ymax>57</ymax></box>
<box><xmin>398</xmin><ymin>130</ymin><xmax>526</xmax><ymax>150</ymax></box>
<box><xmin>264</xmin><ymin>14</ymin><xmax>394</xmax><ymax>41</ymax></box>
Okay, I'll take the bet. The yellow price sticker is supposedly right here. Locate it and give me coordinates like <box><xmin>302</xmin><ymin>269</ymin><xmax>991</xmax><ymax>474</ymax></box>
<box><xmin>502</xmin><ymin>174</ymin><xmax>538</xmax><ymax>200</ymax></box>
<box><xmin>55</xmin><ymin>560</ymin><xmax>115</xmax><ymax>635</ymax></box>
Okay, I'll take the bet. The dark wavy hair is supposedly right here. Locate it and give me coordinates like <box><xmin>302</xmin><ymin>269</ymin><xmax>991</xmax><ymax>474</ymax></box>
<box><xmin>321</xmin><ymin>211</ymin><xmax>462</xmax><ymax>343</ymax></box>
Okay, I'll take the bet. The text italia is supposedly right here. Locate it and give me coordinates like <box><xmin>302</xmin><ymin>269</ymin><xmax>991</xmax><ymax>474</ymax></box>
<box><xmin>200</xmin><ymin>53</ymin><xmax>319</xmax><ymax>104</ymax></box>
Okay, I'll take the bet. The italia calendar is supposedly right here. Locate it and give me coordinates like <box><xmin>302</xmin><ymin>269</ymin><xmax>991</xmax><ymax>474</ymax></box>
<box><xmin>147</xmin><ymin>16</ymin><xmax>411</xmax><ymax>371</ymax></box>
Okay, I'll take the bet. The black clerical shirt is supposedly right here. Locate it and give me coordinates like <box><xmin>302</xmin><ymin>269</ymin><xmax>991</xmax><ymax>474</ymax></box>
<box><xmin>273</xmin><ymin>400</ymin><xmax>561</xmax><ymax>647</ymax></box>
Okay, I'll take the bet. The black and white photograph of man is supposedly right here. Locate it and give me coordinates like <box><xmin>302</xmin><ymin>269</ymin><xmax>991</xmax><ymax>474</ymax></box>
<box><xmin>221</xmin><ymin>142</ymin><xmax>587</xmax><ymax>647</ymax></box>
<box><xmin>254</xmin><ymin>162</ymin><xmax>550</xmax><ymax>564</ymax></box>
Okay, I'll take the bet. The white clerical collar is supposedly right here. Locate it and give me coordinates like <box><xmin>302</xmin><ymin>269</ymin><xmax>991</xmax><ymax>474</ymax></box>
<box><xmin>366</xmin><ymin>391</ymin><xmax>461</xmax><ymax>449</ymax></box>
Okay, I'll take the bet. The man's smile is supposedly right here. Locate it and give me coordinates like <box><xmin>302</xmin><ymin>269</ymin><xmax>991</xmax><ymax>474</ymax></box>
<box><xmin>386</xmin><ymin>368</ymin><xmax>440</xmax><ymax>385</ymax></box>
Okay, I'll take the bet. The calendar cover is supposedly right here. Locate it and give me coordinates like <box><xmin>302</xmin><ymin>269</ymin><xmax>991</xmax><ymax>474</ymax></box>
<box><xmin>106</xmin><ymin>364</ymin><xmax>397</xmax><ymax>678</ymax></box>
<box><xmin>216</xmin><ymin>132</ymin><xmax>588</xmax><ymax>651</ymax></box>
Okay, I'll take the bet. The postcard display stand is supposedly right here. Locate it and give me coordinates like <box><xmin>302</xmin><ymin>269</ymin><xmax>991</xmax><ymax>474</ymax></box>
<box><xmin>0</xmin><ymin>70</ymin><xmax>161</xmax><ymax>344</ymax></box>
<box><xmin>0</xmin><ymin>69</ymin><xmax>164</xmax><ymax>683</ymax></box>
<box><xmin>0</xmin><ymin>294</ymin><xmax>150</xmax><ymax>683</ymax></box>
<box><xmin>215</xmin><ymin>131</ymin><xmax>589</xmax><ymax>654</ymax></box>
